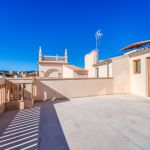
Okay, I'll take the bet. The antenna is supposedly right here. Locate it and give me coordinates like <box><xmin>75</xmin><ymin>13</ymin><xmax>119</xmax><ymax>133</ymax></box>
<box><xmin>95</xmin><ymin>29</ymin><xmax>103</xmax><ymax>51</ymax></box>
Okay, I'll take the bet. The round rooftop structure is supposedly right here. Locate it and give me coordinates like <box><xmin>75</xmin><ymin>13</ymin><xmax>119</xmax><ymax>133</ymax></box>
<box><xmin>121</xmin><ymin>40</ymin><xmax>150</xmax><ymax>51</ymax></box>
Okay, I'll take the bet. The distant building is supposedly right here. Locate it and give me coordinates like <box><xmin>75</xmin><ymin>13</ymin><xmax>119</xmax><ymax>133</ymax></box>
<box><xmin>0</xmin><ymin>70</ymin><xmax>38</xmax><ymax>78</ymax></box>
<box><xmin>38</xmin><ymin>47</ymin><xmax>88</xmax><ymax>78</ymax></box>
<box><xmin>21</xmin><ymin>71</ymin><xmax>38</xmax><ymax>78</ymax></box>
<box><xmin>85</xmin><ymin>50</ymin><xmax>112</xmax><ymax>78</ymax></box>
<box><xmin>0</xmin><ymin>71</ymin><xmax>17</xmax><ymax>78</ymax></box>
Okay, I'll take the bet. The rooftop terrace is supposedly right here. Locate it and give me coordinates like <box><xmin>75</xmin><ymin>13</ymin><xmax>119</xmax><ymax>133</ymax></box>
<box><xmin>38</xmin><ymin>47</ymin><xmax>68</xmax><ymax>64</ymax></box>
<box><xmin>0</xmin><ymin>95</ymin><xmax>150</xmax><ymax>150</ymax></box>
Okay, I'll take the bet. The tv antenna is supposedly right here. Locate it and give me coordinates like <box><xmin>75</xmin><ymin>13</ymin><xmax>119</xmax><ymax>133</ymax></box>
<box><xmin>95</xmin><ymin>29</ymin><xmax>103</xmax><ymax>51</ymax></box>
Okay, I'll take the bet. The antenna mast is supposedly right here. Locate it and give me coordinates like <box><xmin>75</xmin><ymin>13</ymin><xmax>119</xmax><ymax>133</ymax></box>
<box><xmin>95</xmin><ymin>29</ymin><xmax>103</xmax><ymax>51</ymax></box>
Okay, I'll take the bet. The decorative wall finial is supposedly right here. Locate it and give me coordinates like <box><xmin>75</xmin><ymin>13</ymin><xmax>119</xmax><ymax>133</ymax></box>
<box><xmin>39</xmin><ymin>46</ymin><xmax>42</xmax><ymax>52</ymax></box>
<box><xmin>65</xmin><ymin>49</ymin><xmax>68</xmax><ymax>63</ymax></box>
<box><xmin>39</xmin><ymin>46</ymin><xmax>42</xmax><ymax>61</ymax></box>
<box><xmin>65</xmin><ymin>49</ymin><xmax>68</xmax><ymax>56</ymax></box>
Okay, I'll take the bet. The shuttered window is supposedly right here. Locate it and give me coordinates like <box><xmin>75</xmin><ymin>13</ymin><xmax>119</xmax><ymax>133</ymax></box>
<box><xmin>134</xmin><ymin>59</ymin><xmax>141</xmax><ymax>74</ymax></box>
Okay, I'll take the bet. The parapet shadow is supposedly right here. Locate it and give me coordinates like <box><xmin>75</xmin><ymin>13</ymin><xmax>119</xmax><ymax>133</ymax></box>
<box><xmin>34</xmin><ymin>80</ymin><xmax>70</xmax><ymax>101</ymax></box>
<box><xmin>0</xmin><ymin>110</ymin><xmax>18</xmax><ymax>136</ymax></box>
<box><xmin>0</xmin><ymin>107</ymin><xmax>40</xmax><ymax>150</ymax></box>
<box><xmin>35</xmin><ymin>100</ymin><xmax>70</xmax><ymax>150</ymax></box>
<box><xmin>0</xmin><ymin>100</ymin><xmax>70</xmax><ymax>150</ymax></box>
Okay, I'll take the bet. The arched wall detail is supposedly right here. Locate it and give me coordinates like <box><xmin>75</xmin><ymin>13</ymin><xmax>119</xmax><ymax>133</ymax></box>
<box><xmin>44</xmin><ymin>69</ymin><xmax>59</xmax><ymax>78</ymax></box>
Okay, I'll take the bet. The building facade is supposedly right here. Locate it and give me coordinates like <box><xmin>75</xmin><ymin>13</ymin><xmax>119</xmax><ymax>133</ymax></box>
<box><xmin>63</xmin><ymin>65</ymin><xmax>88</xmax><ymax>78</ymax></box>
<box><xmin>84</xmin><ymin>40</ymin><xmax>150</xmax><ymax>97</ymax></box>
<box><xmin>38</xmin><ymin>47</ymin><xmax>88</xmax><ymax>78</ymax></box>
<box><xmin>85</xmin><ymin>50</ymin><xmax>112</xmax><ymax>78</ymax></box>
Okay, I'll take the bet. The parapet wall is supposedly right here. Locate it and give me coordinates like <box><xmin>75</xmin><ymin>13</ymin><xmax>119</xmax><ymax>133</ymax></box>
<box><xmin>4</xmin><ymin>77</ymin><xmax>131</xmax><ymax>102</ymax></box>
<box><xmin>33</xmin><ymin>78</ymin><xmax>114</xmax><ymax>101</ymax></box>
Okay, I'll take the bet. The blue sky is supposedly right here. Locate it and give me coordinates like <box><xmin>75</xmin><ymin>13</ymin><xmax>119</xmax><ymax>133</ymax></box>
<box><xmin>0</xmin><ymin>0</ymin><xmax>150</xmax><ymax>71</ymax></box>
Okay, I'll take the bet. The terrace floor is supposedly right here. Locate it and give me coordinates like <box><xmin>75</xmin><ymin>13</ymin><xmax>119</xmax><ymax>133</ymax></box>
<box><xmin>0</xmin><ymin>94</ymin><xmax>150</xmax><ymax>150</ymax></box>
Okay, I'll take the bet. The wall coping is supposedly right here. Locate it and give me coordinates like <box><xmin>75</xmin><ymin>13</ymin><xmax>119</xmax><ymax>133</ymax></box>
<box><xmin>36</xmin><ymin>77</ymin><xmax>113</xmax><ymax>81</ymax></box>
<box><xmin>6</xmin><ymin>78</ymin><xmax>34</xmax><ymax>80</ymax></box>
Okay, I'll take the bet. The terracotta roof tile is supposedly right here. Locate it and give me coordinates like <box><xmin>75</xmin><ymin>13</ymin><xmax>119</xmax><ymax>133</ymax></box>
<box><xmin>121</xmin><ymin>40</ymin><xmax>150</xmax><ymax>51</ymax></box>
<box><xmin>93</xmin><ymin>59</ymin><xmax>112</xmax><ymax>67</ymax></box>
<box><xmin>64</xmin><ymin>65</ymin><xmax>88</xmax><ymax>75</ymax></box>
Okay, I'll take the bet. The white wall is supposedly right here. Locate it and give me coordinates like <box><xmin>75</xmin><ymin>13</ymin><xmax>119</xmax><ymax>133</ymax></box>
<box><xmin>109</xmin><ymin>63</ymin><xmax>113</xmax><ymax>77</ymax></box>
<box><xmin>130</xmin><ymin>53</ymin><xmax>150</xmax><ymax>97</ymax></box>
<box><xmin>98</xmin><ymin>63</ymin><xmax>112</xmax><ymax>78</ymax></box>
<box><xmin>85</xmin><ymin>50</ymin><xmax>98</xmax><ymax>77</ymax></box>
<box><xmin>63</xmin><ymin>65</ymin><xmax>74</xmax><ymax>78</ymax></box>
<box><xmin>7</xmin><ymin>77</ymin><xmax>131</xmax><ymax>101</ymax></box>
<box><xmin>34</xmin><ymin>78</ymin><xmax>113</xmax><ymax>100</ymax></box>
<box><xmin>73</xmin><ymin>72</ymin><xmax>88</xmax><ymax>78</ymax></box>
<box><xmin>63</xmin><ymin>66</ymin><xmax>88</xmax><ymax>78</ymax></box>
<box><xmin>112</xmin><ymin>55</ymin><xmax>131</xmax><ymax>94</ymax></box>
<box><xmin>39</xmin><ymin>63</ymin><xmax>63</xmax><ymax>78</ymax></box>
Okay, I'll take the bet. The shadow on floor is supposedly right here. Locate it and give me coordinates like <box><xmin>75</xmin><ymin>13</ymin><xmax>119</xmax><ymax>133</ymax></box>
<box><xmin>0</xmin><ymin>99</ymin><xmax>69</xmax><ymax>150</ymax></box>
<box><xmin>0</xmin><ymin>107</ymin><xmax>40</xmax><ymax>150</ymax></box>
<box><xmin>35</xmin><ymin>99</ymin><xmax>70</xmax><ymax>150</ymax></box>
<box><xmin>0</xmin><ymin>110</ymin><xmax>18</xmax><ymax>136</ymax></box>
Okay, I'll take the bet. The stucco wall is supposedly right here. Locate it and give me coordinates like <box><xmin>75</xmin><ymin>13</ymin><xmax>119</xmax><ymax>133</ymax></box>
<box><xmin>98</xmin><ymin>63</ymin><xmax>112</xmax><ymax>78</ymax></box>
<box><xmin>7</xmin><ymin>75</ymin><xmax>132</xmax><ymax>101</ymax></box>
<box><xmin>63</xmin><ymin>65</ymin><xmax>74</xmax><ymax>78</ymax></box>
<box><xmin>73</xmin><ymin>72</ymin><xmax>88</xmax><ymax>78</ymax></box>
<box><xmin>130</xmin><ymin>53</ymin><xmax>150</xmax><ymax>97</ymax></box>
<box><xmin>112</xmin><ymin>55</ymin><xmax>131</xmax><ymax>94</ymax></box>
<box><xmin>63</xmin><ymin>66</ymin><xmax>88</xmax><ymax>78</ymax></box>
<box><xmin>39</xmin><ymin>63</ymin><xmax>63</xmax><ymax>78</ymax></box>
<box><xmin>85</xmin><ymin>50</ymin><xmax>98</xmax><ymax>77</ymax></box>
<box><xmin>33</xmin><ymin>78</ymin><xmax>113</xmax><ymax>101</ymax></box>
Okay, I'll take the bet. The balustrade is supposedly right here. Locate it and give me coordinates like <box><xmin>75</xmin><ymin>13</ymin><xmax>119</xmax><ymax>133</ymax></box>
<box><xmin>0</xmin><ymin>78</ymin><xmax>35</xmax><ymax>106</ymax></box>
